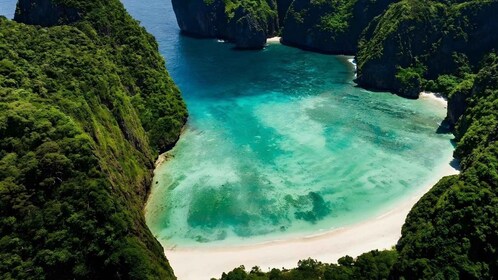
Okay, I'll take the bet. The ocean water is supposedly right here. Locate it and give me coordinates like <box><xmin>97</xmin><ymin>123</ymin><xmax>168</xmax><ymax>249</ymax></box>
<box><xmin>0</xmin><ymin>1</ymin><xmax>15</xmax><ymax>18</ymax></box>
<box><xmin>0</xmin><ymin>1</ymin><xmax>455</xmax><ymax>247</ymax></box>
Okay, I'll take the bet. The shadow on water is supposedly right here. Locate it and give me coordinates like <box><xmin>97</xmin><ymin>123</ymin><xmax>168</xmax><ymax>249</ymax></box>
<box><xmin>450</xmin><ymin>158</ymin><xmax>461</xmax><ymax>171</ymax></box>
<box><xmin>436</xmin><ymin>119</ymin><xmax>453</xmax><ymax>134</ymax></box>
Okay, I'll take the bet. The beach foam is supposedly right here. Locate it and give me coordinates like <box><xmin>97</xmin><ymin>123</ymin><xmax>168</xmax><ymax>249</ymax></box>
<box><xmin>419</xmin><ymin>91</ymin><xmax>448</xmax><ymax>107</ymax></box>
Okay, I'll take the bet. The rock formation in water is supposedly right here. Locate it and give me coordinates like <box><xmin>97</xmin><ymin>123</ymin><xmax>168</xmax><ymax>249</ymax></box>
<box><xmin>171</xmin><ymin>0</ymin><xmax>393</xmax><ymax>51</ymax></box>
<box><xmin>172</xmin><ymin>0</ymin><xmax>279</xmax><ymax>49</ymax></box>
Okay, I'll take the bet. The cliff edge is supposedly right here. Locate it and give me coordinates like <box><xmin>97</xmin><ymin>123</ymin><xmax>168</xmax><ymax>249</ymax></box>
<box><xmin>1</xmin><ymin>0</ymin><xmax>187</xmax><ymax>278</ymax></box>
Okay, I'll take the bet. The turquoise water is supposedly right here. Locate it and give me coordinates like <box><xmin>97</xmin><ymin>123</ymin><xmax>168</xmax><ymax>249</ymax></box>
<box><xmin>0</xmin><ymin>1</ymin><xmax>455</xmax><ymax>246</ymax></box>
<box><xmin>142</xmin><ymin>45</ymin><xmax>454</xmax><ymax>245</ymax></box>
<box><xmin>128</xmin><ymin>0</ymin><xmax>454</xmax><ymax>246</ymax></box>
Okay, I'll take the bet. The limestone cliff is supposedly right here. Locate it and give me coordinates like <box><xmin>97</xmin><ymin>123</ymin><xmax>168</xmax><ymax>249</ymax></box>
<box><xmin>281</xmin><ymin>0</ymin><xmax>393</xmax><ymax>54</ymax></box>
<box><xmin>356</xmin><ymin>0</ymin><xmax>498</xmax><ymax>99</ymax></box>
<box><xmin>14</xmin><ymin>0</ymin><xmax>81</xmax><ymax>26</ymax></box>
<box><xmin>172</xmin><ymin>0</ymin><xmax>279</xmax><ymax>49</ymax></box>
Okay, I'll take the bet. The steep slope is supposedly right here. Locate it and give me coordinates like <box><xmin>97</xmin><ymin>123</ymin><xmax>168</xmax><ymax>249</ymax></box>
<box><xmin>171</xmin><ymin>0</ymin><xmax>279</xmax><ymax>49</ymax></box>
<box><xmin>391</xmin><ymin>53</ymin><xmax>498</xmax><ymax>279</ymax></box>
<box><xmin>356</xmin><ymin>0</ymin><xmax>498</xmax><ymax>98</ymax></box>
<box><xmin>281</xmin><ymin>0</ymin><xmax>394</xmax><ymax>54</ymax></box>
<box><xmin>0</xmin><ymin>0</ymin><xmax>186</xmax><ymax>279</ymax></box>
<box><xmin>171</xmin><ymin>0</ymin><xmax>393</xmax><ymax>51</ymax></box>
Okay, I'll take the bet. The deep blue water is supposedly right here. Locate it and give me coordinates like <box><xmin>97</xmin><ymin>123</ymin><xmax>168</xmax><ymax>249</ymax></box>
<box><xmin>0</xmin><ymin>1</ymin><xmax>455</xmax><ymax>246</ymax></box>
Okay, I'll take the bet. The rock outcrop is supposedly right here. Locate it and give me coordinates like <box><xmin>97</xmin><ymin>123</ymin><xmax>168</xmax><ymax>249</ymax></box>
<box><xmin>172</xmin><ymin>0</ymin><xmax>279</xmax><ymax>49</ymax></box>
<box><xmin>171</xmin><ymin>0</ymin><xmax>392</xmax><ymax>51</ymax></box>
<box><xmin>14</xmin><ymin>0</ymin><xmax>81</xmax><ymax>26</ymax></box>
<box><xmin>356</xmin><ymin>0</ymin><xmax>498</xmax><ymax>98</ymax></box>
<box><xmin>447</xmin><ymin>90</ymin><xmax>469</xmax><ymax>128</ymax></box>
<box><xmin>281</xmin><ymin>0</ymin><xmax>393</xmax><ymax>54</ymax></box>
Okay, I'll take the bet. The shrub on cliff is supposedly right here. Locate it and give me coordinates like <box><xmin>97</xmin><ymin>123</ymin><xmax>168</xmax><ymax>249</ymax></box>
<box><xmin>356</xmin><ymin>0</ymin><xmax>498</xmax><ymax>98</ymax></box>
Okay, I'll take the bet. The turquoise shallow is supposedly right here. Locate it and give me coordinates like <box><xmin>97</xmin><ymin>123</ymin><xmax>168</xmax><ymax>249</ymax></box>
<box><xmin>122</xmin><ymin>0</ymin><xmax>455</xmax><ymax>246</ymax></box>
<box><xmin>0</xmin><ymin>0</ymin><xmax>455</xmax><ymax>247</ymax></box>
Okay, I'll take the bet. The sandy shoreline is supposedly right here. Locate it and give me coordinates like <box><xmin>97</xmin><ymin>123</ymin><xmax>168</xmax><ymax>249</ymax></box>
<box><xmin>164</xmin><ymin>155</ymin><xmax>459</xmax><ymax>280</ymax></box>
<box><xmin>267</xmin><ymin>36</ymin><xmax>281</xmax><ymax>43</ymax></box>
<box><xmin>419</xmin><ymin>91</ymin><xmax>448</xmax><ymax>107</ymax></box>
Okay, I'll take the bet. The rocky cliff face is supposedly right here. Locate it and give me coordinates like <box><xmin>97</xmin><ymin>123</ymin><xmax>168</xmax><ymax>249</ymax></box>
<box><xmin>356</xmin><ymin>1</ymin><xmax>446</xmax><ymax>98</ymax></box>
<box><xmin>281</xmin><ymin>0</ymin><xmax>393</xmax><ymax>54</ymax></box>
<box><xmin>172</xmin><ymin>0</ymin><xmax>279</xmax><ymax>49</ymax></box>
<box><xmin>276</xmin><ymin>0</ymin><xmax>292</xmax><ymax>26</ymax></box>
<box><xmin>447</xmin><ymin>90</ymin><xmax>469</xmax><ymax>128</ymax></box>
<box><xmin>356</xmin><ymin>0</ymin><xmax>498</xmax><ymax>99</ymax></box>
<box><xmin>172</xmin><ymin>0</ymin><xmax>226</xmax><ymax>38</ymax></box>
<box><xmin>14</xmin><ymin>0</ymin><xmax>81</xmax><ymax>26</ymax></box>
<box><xmin>171</xmin><ymin>0</ymin><xmax>392</xmax><ymax>51</ymax></box>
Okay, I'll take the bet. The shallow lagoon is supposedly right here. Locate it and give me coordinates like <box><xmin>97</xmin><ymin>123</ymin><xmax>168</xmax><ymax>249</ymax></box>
<box><xmin>128</xmin><ymin>3</ymin><xmax>455</xmax><ymax>245</ymax></box>
<box><xmin>117</xmin><ymin>0</ymin><xmax>454</xmax><ymax>246</ymax></box>
<box><xmin>0</xmin><ymin>0</ymin><xmax>455</xmax><ymax>247</ymax></box>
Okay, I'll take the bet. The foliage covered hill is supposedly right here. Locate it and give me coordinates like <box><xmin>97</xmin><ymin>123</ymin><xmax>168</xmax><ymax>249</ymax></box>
<box><xmin>171</xmin><ymin>0</ymin><xmax>279</xmax><ymax>49</ymax></box>
<box><xmin>391</xmin><ymin>53</ymin><xmax>498</xmax><ymax>279</ymax></box>
<box><xmin>0</xmin><ymin>0</ymin><xmax>186</xmax><ymax>278</ymax></box>
<box><xmin>281</xmin><ymin>0</ymin><xmax>394</xmax><ymax>54</ymax></box>
<box><xmin>356</xmin><ymin>0</ymin><xmax>498</xmax><ymax>98</ymax></box>
<box><xmin>217</xmin><ymin>250</ymin><xmax>398</xmax><ymax>280</ymax></box>
<box><xmin>172</xmin><ymin>0</ymin><xmax>394</xmax><ymax>50</ymax></box>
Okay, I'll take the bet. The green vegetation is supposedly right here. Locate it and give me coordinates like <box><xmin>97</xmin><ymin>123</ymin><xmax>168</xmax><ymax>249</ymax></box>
<box><xmin>216</xmin><ymin>250</ymin><xmax>398</xmax><ymax>280</ymax></box>
<box><xmin>391</xmin><ymin>53</ymin><xmax>498</xmax><ymax>279</ymax></box>
<box><xmin>0</xmin><ymin>0</ymin><xmax>186</xmax><ymax>278</ymax></box>
<box><xmin>222</xmin><ymin>0</ymin><xmax>277</xmax><ymax>22</ymax></box>
<box><xmin>395</xmin><ymin>62</ymin><xmax>427</xmax><ymax>96</ymax></box>
<box><xmin>357</xmin><ymin>0</ymin><xmax>498</xmax><ymax>95</ymax></box>
<box><xmin>357</xmin><ymin>0</ymin><xmax>446</xmax><ymax>70</ymax></box>
<box><xmin>283</xmin><ymin>0</ymin><xmax>357</xmax><ymax>39</ymax></box>
<box><xmin>311</xmin><ymin>0</ymin><xmax>356</xmax><ymax>33</ymax></box>
<box><xmin>201</xmin><ymin>0</ymin><xmax>276</xmax><ymax>23</ymax></box>
<box><xmin>53</xmin><ymin>0</ymin><xmax>187</xmax><ymax>152</ymax></box>
<box><xmin>281</xmin><ymin>0</ymin><xmax>394</xmax><ymax>53</ymax></box>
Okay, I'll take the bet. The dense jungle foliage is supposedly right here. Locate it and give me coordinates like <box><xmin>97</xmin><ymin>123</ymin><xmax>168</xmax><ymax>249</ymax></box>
<box><xmin>217</xmin><ymin>250</ymin><xmax>398</xmax><ymax>280</ymax></box>
<box><xmin>0</xmin><ymin>0</ymin><xmax>186</xmax><ymax>279</ymax></box>
<box><xmin>357</xmin><ymin>0</ymin><xmax>498</xmax><ymax>96</ymax></box>
<box><xmin>221</xmin><ymin>0</ymin><xmax>277</xmax><ymax>21</ymax></box>
<box><xmin>390</xmin><ymin>52</ymin><xmax>498</xmax><ymax>279</ymax></box>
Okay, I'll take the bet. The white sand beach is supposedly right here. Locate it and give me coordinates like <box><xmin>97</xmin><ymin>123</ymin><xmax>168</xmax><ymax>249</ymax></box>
<box><xmin>267</xmin><ymin>36</ymin><xmax>281</xmax><ymax>43</ymax></box>
<box><xmin>164</xmin><ymin>154</ymin><xmax>459</xmax><ymax>280</ymax></box>
<box><xmin>419</xmin><ymin>91</ymin><xmax>448</xmax><ymax>107</ymax></box>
